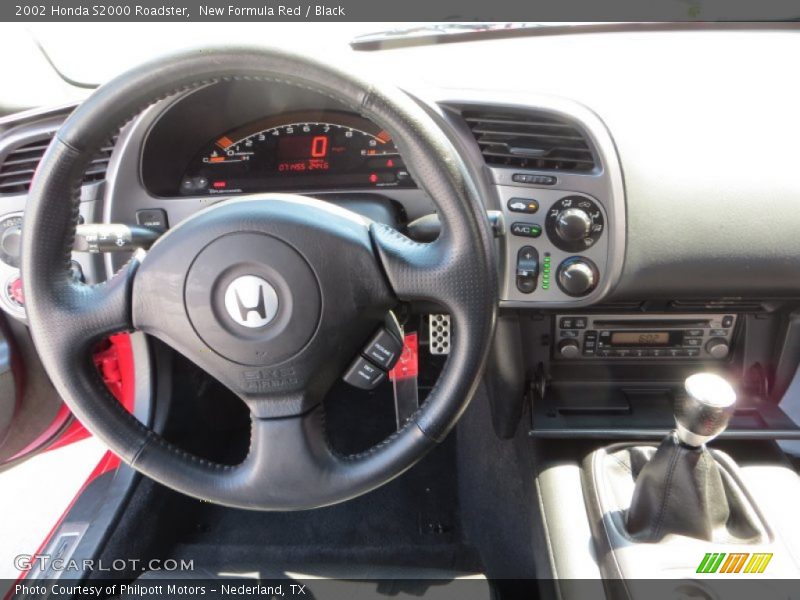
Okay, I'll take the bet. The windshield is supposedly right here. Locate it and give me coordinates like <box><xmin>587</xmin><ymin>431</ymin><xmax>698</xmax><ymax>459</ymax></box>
<box><xmin>0</xmin><ymin>23</ymin><xmax>389</xmax><ymax>111</ymax></box>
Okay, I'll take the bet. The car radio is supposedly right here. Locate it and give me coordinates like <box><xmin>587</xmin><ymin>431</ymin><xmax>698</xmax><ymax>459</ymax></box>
<box><xmin>554</xmin><ymin>313</ymin><xmax>737</xmax><ymax>360</ymax></box>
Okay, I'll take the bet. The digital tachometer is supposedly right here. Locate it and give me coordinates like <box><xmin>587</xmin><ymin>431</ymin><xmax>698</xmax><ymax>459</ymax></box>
<box><xmin>180</xmin><ymin>111</ymin><xmax>413</xmax><ymax>195</ymax></box>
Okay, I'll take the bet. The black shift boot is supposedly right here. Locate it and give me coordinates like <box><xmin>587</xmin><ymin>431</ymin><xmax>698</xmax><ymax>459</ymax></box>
<box><xmin>624</xmin><ymin>433</ymin><xmax>760</xmax><ymax>542</ymax></box>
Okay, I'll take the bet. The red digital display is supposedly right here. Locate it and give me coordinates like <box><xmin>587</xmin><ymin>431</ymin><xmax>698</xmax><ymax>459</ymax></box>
<box><xmin>185</xmin><ymin>112</ymin><xmax>416</xmax><ymax>195</ymax></box>
<box><xmin>310</xmin><ymin>135</ymin><xmax>328</xmax><ymax>158</ymax></box>
<box><xmin>277</xmin><ymin>159</ymin><xmax>330</xmax><ymax>172</ymax></box>
<box><xmin>276</xmin><ymin>134</ymin><xmax>331</xmax><ymax>173</ymax></box>
<box><xmin>277</xmin><ymin>134</ymin><xmax>329</xmax><ymax>160</ymax></box>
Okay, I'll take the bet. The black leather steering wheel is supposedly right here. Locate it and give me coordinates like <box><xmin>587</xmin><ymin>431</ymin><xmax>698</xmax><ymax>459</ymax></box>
<box><xmin>22</xmin><ymin>47</ymin><xmax>497</xmax><ymax>510</ymax></box>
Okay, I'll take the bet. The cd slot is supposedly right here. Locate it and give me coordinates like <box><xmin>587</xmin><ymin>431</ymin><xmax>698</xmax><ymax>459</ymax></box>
<box><xmin>592</xmin><ymin>319</ymin><xmax>711</xmax><ymax>329</ymax></box>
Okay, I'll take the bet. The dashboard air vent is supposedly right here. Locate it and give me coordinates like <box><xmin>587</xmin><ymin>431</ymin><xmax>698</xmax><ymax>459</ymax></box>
<box><xmin>463</xmin><ymin>108</ymin><xmax>597</xmax><ymax>172</ymax></box>
<box><xmin>0</xmin><ymin>134</ymin><xmax>117</xmax><ymax>195</ymax></box>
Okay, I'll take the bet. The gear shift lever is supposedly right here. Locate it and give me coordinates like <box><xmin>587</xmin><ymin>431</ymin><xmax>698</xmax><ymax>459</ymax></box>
<box><xmin>675</xmin><ymin>373</ymin><xmax>737</xmax><ymax>447</ymax></box>
<box><xmin>621</xmin><ymin>372</ymin><xmax>761</xmax><ymax>541</ymax></box>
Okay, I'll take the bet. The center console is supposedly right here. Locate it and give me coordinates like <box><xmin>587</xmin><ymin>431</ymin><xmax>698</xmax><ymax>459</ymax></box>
<box><xmin>524</xmin><ymin>307</ymin><xmax>800</xmax><ymax>596</ymax></box>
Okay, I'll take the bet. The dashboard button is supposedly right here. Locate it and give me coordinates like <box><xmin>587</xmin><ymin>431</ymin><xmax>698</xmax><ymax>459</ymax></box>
<box><xmin>561</xmin><ymin>330</ymin><xmax>579</xmax><ymax>338</ymax></box>
<box><xmin>516</xmin><ymin>246</ymin><xmax>539</xmax><ymax>294</ymax></box>
<box><xmin>722</xmin><ymin>315</ymin><xmax>735</xmax><ymax>328</ymax></box>
<box><xmin>573</xmin><ymin>317</ymin><xmax>587</xmax><ymax>329</ymax></box>
<box><xmin>136</xmin><ymin>209</ymin><xmax>169</xmax><ymax>230</ymax></box>
<box><xmin>559</xmin><ymin>317</ymin><xmax>574</xmax><ymax>329</ymax></box>
<box><xmin>686</xmin><ymin>329</ymin><xmax>703</xmax><ymax>337</ymax></box>
<box><xmin>683</xmin><ymin>338</ymin><xmax>703</xmax><ymax>347</ymax></box>
<box><xmin>710</xmin><ymin>329</ymin><xmax>728</xmax><ymax>337</ymax></box>
<box><xmin>512</xmin><ymin>173</ymin><xmax>556</xmax><ymax>186</ymax></box>
<box><xmin>510</xmin><ymin>222</ymin><xmax>542</xmax><ymax>238</ymax></box>
<box><xmin>686</xmin><ymin>348</ymin><xmax>701</xmax><ymax>357</ymax></box>
<box><xmin>507</xmin><ymin>198</ymin><xmax>539</xmax><ymax>214</ymax></box>
<box><xmin>6</xmin><ymin>276</ymin><xmax>24</xmax><ymax>307</ymax></box>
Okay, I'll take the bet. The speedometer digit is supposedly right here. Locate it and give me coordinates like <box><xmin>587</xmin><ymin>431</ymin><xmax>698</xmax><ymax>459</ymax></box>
<box><xmin>180</xmin><ymin>111</ymin><xmax>413</xmax><ymax>195</ymax></box>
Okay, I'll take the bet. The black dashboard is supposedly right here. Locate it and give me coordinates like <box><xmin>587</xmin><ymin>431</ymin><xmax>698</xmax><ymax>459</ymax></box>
<box><xmin>1</xmin><ymin>28</ymin><xmax>800</xmax><ymax>445</ymax></box>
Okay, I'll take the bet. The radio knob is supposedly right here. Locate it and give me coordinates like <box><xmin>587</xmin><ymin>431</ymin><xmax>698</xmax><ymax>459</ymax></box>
<box><xmin>557</xmin><ymin>257</ymin><xmax>598</xmax><ymax>297</ymax></box>
<box><xmin>705</xmin><ymin>338</ymin><xmax>730</xmax><ymax>359</ymax></box>
<box><xmin>555</xmin><ymin>208</ymin><xmax>592</xmax><ymax>242</ymax></box>
<box><xmin>558</xmin><ymin>339</ymin><xmax>581</xmax><ymax>359</ymax></box>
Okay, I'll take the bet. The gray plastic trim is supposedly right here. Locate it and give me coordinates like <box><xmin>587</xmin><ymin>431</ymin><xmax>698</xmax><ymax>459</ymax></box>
<box><xmin>430</xmin><ymin>91</ymin><xmax>626</xmax><ymax>308</ymax></box>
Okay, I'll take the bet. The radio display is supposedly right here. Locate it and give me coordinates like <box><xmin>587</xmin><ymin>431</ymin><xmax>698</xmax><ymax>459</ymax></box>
<box><xmin>610</xmin><ymin>331</ymin><xmax>670</xmax><ymax>346</ymax></box>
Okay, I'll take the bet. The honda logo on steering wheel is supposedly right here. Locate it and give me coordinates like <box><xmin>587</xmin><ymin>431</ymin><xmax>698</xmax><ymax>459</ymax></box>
<box><xmin>223</xmin><ymin>275</ymin><xmax>279</xmax><ymax>328</ymax></box>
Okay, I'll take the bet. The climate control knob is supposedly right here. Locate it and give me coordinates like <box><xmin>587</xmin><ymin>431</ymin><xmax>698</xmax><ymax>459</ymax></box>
<box><xmin>557</xmin><ymin>257</ymin><xmax>598</xmax><ymax>297</ymax></box>
<box><xmin>558</xmin><ymin>339</ymin><xmax>581</xmax><ymax>359</ymax></box>
<box><xmin>705</xmin><ymin>338</ymin><xmax>730</xmax><ymax>359</ymax></box>
<box><xmin>545</xmin><ymin>196</ymin><xmax>604</xmax><ymax>252</ymax></box>
<box><xmin>555</xmin><ymin>208</ymin><xmax>592</xmax><ymax>242</ymax></box>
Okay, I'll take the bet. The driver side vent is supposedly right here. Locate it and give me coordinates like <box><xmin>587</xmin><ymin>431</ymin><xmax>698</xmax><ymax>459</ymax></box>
<box><xmin>0</xmin><ymin>134</ymin><xmax>117</xmax><ymax>195</ymax></box>
<box><xmin>463</xmin><ymin>108</ymin><xmax>597</xmax><ymax>172</ymax></box>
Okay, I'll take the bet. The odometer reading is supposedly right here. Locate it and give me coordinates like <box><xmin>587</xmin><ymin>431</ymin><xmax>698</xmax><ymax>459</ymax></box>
<box><xmin>180</xmin><ymin>111</ymin><xmax>413</xmax><ymax>195</ymax></box>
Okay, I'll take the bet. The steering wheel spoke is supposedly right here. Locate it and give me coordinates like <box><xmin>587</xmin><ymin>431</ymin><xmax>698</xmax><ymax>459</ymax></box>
<box><xmin>67</xmin><ymin>257</ymin><xmax>139</xmax><ymax>345</ymax></box>
<box><xmin>237</xmin><ymin>407</ymin><xmax>338</xmax><ymax>505</ymax></box>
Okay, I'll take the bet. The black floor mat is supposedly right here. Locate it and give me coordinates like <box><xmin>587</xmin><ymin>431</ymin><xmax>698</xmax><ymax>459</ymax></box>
<box><xmin>111</xmin><ymin>353</ymin><xmax>482</xmax><ymax>575</ymax></box>
<box><xmin>163</xmin><ymin>434</ymin><xmax>480</xmax><ymax>573</ymax></box>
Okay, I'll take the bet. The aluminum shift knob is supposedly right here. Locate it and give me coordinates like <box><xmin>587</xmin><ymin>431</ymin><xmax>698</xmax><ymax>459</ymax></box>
<box><xmin>674</xmin><ymin>373</ymin><xmax>737</xmax><ymax>447</ymax></box>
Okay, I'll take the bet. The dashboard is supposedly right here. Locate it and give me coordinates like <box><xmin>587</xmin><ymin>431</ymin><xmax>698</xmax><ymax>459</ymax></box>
<box><xmin>131</xmin><ymin>77</ymin><xmax>626</xmax><ymax>309</ymax></box>
<box><xmin>2</xmin><ymin>27</ymin><xmax>800</xmax><ymax>446</ymax></box>
<box><xmin>0</xmin><ymin>29</ymin><xmax>798</xmax><ymax>318</ymax></box>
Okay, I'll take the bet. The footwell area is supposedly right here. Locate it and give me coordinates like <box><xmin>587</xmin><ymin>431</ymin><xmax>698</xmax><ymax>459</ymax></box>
<box><xmin>97</xmin><ymin>351</ymin><xmax>481</xmax><ymax>577</ymax></box>
<box><xmin>95</xmin><ymin>350</ymin><xmax>540</xmax><ymax>599</ymax></box>
<box><xmin>170</xmin><ymin>436</ymin><xmax>480</xmax><ymax>574</ymax></box>
<box><xmin>97</xmin><ymin>435</ymin><xmax>481</xmax><ymax>579</ymax></box>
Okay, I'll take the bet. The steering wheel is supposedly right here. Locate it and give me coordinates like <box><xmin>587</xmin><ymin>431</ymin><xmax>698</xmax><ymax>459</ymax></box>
<box><xmin>22</xmin><ymin>47</ymin><xmax>497</xmax><ymax>510</ymax></box>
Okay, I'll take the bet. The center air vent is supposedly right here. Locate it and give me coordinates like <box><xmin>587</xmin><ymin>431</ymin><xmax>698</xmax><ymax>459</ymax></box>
<box><xmin>463</xmin><ymin>108</ymin><xmax>597</xmax><ymax>172</ymax></box>
<box><xmin>0</xmin><ymin>134</ymin><xmax>117</xmax><ymax>195</ymax></box>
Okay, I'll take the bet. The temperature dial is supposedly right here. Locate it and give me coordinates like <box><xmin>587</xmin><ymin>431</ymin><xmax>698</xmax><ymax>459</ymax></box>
<box><xmin>545</xmin><ymin>196</ymin><xmax>604</xmax><ymax>252</ymax></box>
<box><xmin>556</xmin><ymin>208</ymin><xmax>592</xmax><ymax>241</ymax></box>
<box><xmin>557</xmin><ymin>257</ymin><xmax>599</xmax><ymax>297</ymax></box>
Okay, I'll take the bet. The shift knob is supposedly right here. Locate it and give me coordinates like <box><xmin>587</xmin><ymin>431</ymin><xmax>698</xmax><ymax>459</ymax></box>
<box><xmin>674</xmin><ymin>373</ymin><xmax>737</xmax><ymax>447</ymax></box>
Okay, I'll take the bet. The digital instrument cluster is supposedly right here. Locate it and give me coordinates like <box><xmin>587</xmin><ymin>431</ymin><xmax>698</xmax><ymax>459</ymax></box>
<box><xmin>179</xmin><ymin>110</ymin><xmax>414</xmax><ymax>195</ymax></box>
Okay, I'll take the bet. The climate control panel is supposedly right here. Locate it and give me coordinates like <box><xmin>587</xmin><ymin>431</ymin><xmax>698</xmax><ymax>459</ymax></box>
<box><xmin>497</xmin><ymin>185</ymin><xmax>613</xmax><ymax>304</ymax></box>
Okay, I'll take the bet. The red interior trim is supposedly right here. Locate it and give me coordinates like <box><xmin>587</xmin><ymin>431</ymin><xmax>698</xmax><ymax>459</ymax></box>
<box><xmin>6</xmin><ymin>333</ymin><xmax>136</xmax><ymax>591</ymax></box>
